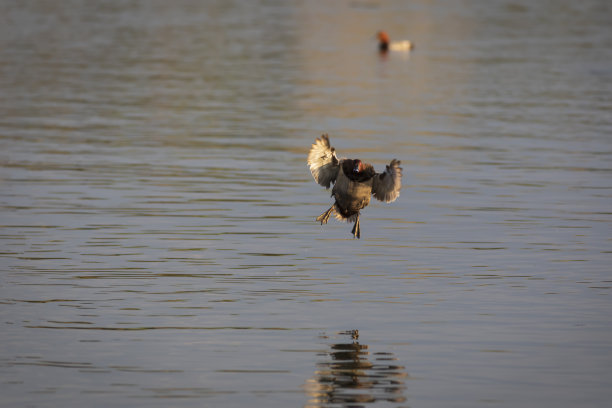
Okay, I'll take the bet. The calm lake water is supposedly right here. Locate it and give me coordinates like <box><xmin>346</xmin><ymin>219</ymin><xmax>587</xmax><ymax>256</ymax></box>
<box><xmin>1</xmin><ymin>1</ymin><xmax>611</xmax><ymax>407</ymax></box>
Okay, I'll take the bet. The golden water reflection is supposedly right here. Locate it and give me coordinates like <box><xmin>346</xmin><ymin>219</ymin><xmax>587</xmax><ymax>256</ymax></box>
<box><xmin>305</xmin><ymin>330</ymin><xmax>408</xmax><ymax>408</ymax></box>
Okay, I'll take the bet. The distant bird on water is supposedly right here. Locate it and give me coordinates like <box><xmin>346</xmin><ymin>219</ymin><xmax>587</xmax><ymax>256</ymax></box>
<box><xmin>307</xmin><ymin>134</ymin><xmax>402</xmax><ymax>239</ymax></box>
<box><xmin>377</xmin><ymin>30</ymin><xmax>414</xmax><ymax>53</ymax></box>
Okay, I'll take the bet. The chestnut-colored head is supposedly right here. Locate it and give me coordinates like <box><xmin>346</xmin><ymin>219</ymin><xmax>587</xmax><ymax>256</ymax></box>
<box><xmin>343</xmin><ymin>159</ymin><xmax>375</xmax><ymax>182</ymax></box>
<box><xmin>352</xmin><ymin>159</ymin><xmax>364</xmax><ymax>174</ymax></box>
<box><xmin>377</xmin><ymin>31</ymin><xmax>390</xmax><ymax>44</ymax></box>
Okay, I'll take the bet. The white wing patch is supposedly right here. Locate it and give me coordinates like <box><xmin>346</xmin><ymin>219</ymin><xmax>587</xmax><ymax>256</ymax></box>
<box><xmin>307</xmin><ymin>134</ymin><xmax>340</xmax><ymax>189</ymax></box>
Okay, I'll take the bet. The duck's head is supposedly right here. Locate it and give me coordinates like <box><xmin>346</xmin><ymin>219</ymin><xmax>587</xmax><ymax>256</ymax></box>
<box><xmin>377</xmin><ymin>31</ymin><xmax>390</xmax><ymax>45</ymax></box>
<box><xmin>343</xmin><ymin>159</ymin><xmax>374</xmax><ymax>181</ymax></box>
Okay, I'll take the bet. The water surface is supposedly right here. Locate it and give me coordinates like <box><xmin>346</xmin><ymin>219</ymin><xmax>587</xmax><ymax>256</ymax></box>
<box><xmin>1</xmin><ymin>1</ymin><xmax>611</xmax><ymax>407</ymax></box>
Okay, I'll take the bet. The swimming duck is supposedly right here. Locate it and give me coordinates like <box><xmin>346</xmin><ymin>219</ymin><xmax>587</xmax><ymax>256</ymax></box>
<box><xmin>307</xmin><ymin>134</ymin><xmax>402</xmax><ymax>239</ymax></box>
<box><xmin>377</xmin><ymin>30</ymin><xmax>414</xmax><ymax>52</ymax></box>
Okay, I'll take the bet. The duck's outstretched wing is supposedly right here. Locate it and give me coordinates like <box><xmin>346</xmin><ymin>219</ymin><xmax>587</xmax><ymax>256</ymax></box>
<box><xmin>307</xmin><ymin>134</ymin><xmax>339</xmax><ymax>189</ymax></box>
<box><xmin>372</xmin><ymin>159</ymin><xmax>402</xmax><ymax>202</ymax></box>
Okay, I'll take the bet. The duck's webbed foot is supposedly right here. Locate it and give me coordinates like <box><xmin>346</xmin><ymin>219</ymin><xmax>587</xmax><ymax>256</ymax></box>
<box><xmin>351</xmin><ymin>214</ymin><xmax>361</xmax><ymax>239</ymax></box>
<box><xmin>316</xmin><ymin>205</ymin><xmax>335</xmax><ymax>225</ymax></box>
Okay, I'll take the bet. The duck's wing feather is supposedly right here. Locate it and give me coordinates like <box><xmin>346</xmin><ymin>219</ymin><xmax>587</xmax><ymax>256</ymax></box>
<box><xmin>307</xmin><ymin>134</ymin><xmax>340</xmax><ymax>189</ymax></box>
<box><xmin>372</xmin><ymin>159</ymin><xmax>402</xmax><ymax>202</ymax></box>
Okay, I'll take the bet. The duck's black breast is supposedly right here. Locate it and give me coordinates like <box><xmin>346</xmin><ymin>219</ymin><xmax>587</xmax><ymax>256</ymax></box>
<box><xmin>333</xmin><ymin>161</ymin><xmax>375</xmax><ymax>216</ymax></box>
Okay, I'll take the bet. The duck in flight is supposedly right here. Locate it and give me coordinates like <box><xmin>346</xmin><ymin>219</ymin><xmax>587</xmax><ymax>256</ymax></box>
<box><xmin>307</xmin><ymin>134</ymin><xmax>402</xmax><ymax>239</ymax></box>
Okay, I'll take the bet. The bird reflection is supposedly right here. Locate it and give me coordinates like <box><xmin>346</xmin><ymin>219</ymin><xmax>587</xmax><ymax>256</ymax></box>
<box><xmin>305</xmin><ymin>330</ymin><xmax>408</xmax><ymax>408</ymax></box>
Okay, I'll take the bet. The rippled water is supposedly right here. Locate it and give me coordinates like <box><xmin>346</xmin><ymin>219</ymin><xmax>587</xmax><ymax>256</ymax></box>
<box><xmin>1</xmin><ymin>1</ymin><xmax>611</xmax><ymax>407</ymax></box>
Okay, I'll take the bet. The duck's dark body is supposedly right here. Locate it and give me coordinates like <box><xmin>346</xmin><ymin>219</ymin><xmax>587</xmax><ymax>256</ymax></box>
<box><xmin>332</xmin><ymin>159</ymin><xmax>375</xmax><ymax>219</ymax></box>
<box><xmin>307</xmin><ymin>135</ymin><xmax>402</xmax><ymax>238</ymax></box>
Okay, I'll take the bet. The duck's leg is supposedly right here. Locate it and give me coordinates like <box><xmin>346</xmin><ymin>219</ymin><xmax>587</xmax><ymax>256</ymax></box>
<box><xmin>316</xmin><ymin>205</ymin><xmax>335</xmax><ymax>225</ymax></box>
<box><xmin>350</xmin><ymin>214</ymin><xmax>361</xmax><ymax>239</ymax></box>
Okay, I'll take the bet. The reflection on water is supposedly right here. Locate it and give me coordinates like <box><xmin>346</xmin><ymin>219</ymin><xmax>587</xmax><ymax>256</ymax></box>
<box><xmin>305</xmin><ymin>330</ymin><xmax>408</xmax><ymax>408</ymax></box>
